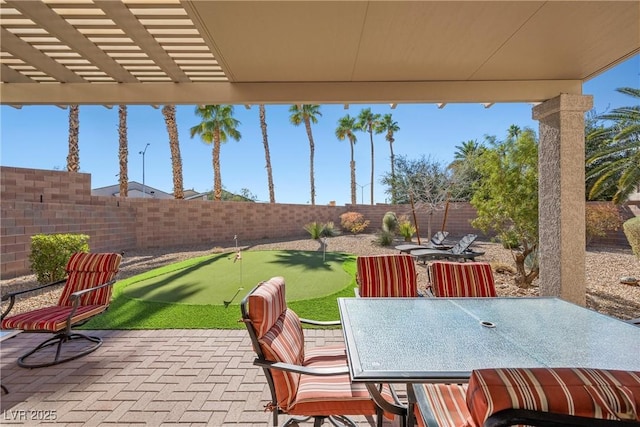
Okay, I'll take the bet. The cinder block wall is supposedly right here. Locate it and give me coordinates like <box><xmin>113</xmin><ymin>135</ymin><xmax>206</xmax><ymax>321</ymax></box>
<box><xmin>1</xmin><ymin>166</ymin><xmax>633</xmax><ymax>279</ymax></box>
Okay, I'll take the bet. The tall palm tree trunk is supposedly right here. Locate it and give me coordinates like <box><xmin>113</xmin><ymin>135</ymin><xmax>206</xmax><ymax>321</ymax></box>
<box><xmin>162</xmin><ymin>105</ymin><xmax>184</xmax><ymax>199</ymax></box>
<box><xmin>350</xmin><ymin>141</ymin><xmax>356</xmax><ymax>205</ymax></box>
<box><xmin>118</xmin><ymin>105</ymin><xmax>128</xmax><ymax>197</ymax></box>
<box><xmin>389</xmin><ymin>137</ymin><xmax>395</xmax><ymax>204</ymax></box>
<box><xmin>259</xmin><ymin>105</ymin><xmax>275</xmax><ymax>203</ymax></box>
<box><xmin>213</xmin><ymin>131</ymin><xmax>222</xmax><ymax>201</ymax></box>
<box><xmin>369</xmin><ymin>129</ymin><xmax>374</xmax><ymax>205</ymax></box>
<box><xmin>304</xmin><ymin>118</ymin><xmax>316</xmax><ymax>205</ymax></box>
<box><xmin>67</xmin><ymin>105</ymin><xmax>80</xmax><ymax>172</ymax></box>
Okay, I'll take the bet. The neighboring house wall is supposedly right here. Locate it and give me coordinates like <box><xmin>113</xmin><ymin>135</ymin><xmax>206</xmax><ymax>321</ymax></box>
<box><xmin>92</xmin><ymin>181</ymin><xmax>173</xmax><ymax>199</ymax></box>
<box><xmin>0</xmin><ymin>167</ymin><xmax>634</xmax><ymax>278</ymax></box>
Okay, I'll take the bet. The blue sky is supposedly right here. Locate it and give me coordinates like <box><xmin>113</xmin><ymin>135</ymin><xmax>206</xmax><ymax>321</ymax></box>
<box><xmin>1</xmin><ymin>54</ymin><xmax>638</xmax><ymax>205</ymax></box>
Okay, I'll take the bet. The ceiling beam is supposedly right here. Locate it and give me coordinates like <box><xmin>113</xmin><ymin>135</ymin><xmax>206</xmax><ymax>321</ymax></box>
<box><xmin>0</xmin><ymin>80</ymin><xmax>583</xmax><ymax>106</ymax></box>
<box><xmin>6</xmin><ymin>0</ymin><xmax>138</xmax><ymax>83</ymax></box>
<box><xmin>0</xmin><ymin>64</ymin><xmax>36</xmax><ymax>83</ymax></box>
<box><xmin>0</xmin><ymin>28</ymin><xmax>87</xmax><ymax>83</ymax></box>
<box><xmin>94</xmin><ymin>0</ymin><xmax>190</xmax><ymax>83</ymax></box>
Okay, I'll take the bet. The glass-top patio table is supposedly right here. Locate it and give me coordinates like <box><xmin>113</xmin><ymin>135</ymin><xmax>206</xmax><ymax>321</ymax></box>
<box><xmin>338</xmin><ymin>297</ymin><xmax>640</xmax><ymax>384</ymax></box>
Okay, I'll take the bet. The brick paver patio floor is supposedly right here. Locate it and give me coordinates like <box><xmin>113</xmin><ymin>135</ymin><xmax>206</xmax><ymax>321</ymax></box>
<box><xmin>1</xmin><ymin>329</ymin><xmax>402</xmax><ymax>426</ymax></box>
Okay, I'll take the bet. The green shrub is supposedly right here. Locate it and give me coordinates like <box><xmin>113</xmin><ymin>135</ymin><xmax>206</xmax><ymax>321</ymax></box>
<box><xmin>29</xmin><ymin>233</ymin><xmax>90</xmax><ymax>283</ymax></box>
<box><xmin>304</xmin><ymin>221</ymin><xmax>339</xmax><ymax>239</ymax></box>
<box><xmin>499</xmin><ymin>228</ymin><xmax>520</xmax><ymax>249</ymax></box>
<box><xmin>339</xmin><ymin>211</ymin><xmax>370</xmax><ymax>234</ymax></box>
<box><xmin>623</xmin><ymin>216</ymin><xmax>640</xmax><ymax>258</ymax></box>
<box><xmin>585</xmin><ymin>203</ymin><xmax>623</xmax><ymax>245</ymax></box>
<box><xmin>374</xmin><ymin>230</ymin><xmax>395</xmax><ymax>247</ymax></box>
<box><xmin>397</xmin><ymin>215</ymin><xmax>416</xmax><ymax>242</ymax></box>
<box><xmin>304</xmin><ymin>222</ymin><xmax>324</xmax><ymax>239</ymax></box>
<box><xmin>382</xmin><ymin>211</ymin><xmax>398</xmax><ymax>233</ymax></box>
<box><xmin>322</xmin><ymin>221</ymin><xmax>340</xmax><ymax>238</ymax></box>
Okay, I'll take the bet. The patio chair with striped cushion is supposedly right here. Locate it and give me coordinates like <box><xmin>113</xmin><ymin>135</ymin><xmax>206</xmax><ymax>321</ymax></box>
<box><xmin>1</xmin><ymin>252</ymin><xmax>122</xmax><ymax>368</ymax></box>
<box><xmin>240</xmin><ymin>277</ymin><xmax>406</xmax><ymax>427</ymax></box>
<box><xmin>411</xmin><ymin>367</ymin><xmax>640</xmax><ymax>427</ymax></box>
<box><xmin>356</xmin><ymin>254</ymin><xmax>419</xmax><ymax>297</ymax></box>
<box><xmin>427</xmin><ymin>261</ymin><xmax>496</xmax><ymax>298</ymax></box>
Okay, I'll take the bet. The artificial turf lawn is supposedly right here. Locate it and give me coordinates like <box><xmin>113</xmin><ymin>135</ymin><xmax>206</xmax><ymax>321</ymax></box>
<box><xmin>82</xmin><ymin>250</ymin><xmax>357</xmax><ymax>330</ymax></box>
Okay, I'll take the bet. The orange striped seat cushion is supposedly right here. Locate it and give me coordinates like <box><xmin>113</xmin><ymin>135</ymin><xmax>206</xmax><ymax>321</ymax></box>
<box><xmin>248</xmin><ymin>276</ymin><xmax>288</xmax><ymax>338</ymax></box>
<box><xmin>248</xmin><ymin>278</ymin><xmax>305</xmax><ymax>411</ymax></box>
<box><xmin>248</xmin><ymin>278</ymin><xmax>397</xmax><ymax>419</ymax></box>
<box><xmin>2</xmin><ymin>305</ymin><xmax>107</xmax><ymax>332</ymax></box>
<box><xmin>58</xmin><ymin>252</ymin><xmax>122</xmax><ymax>306</ymax></box>
<box><xmin>429</xmin><ymin>261</ymin><xmax>496</xmax><ymax>297</ymax></box>
<box><xmin>356</xmin><ymin>254</ymin><xmax>418</xmax><ymax>297</ymax></box>
<box><xmin>467</xmin><ymin>368</ymin><xmax>640</xmax><ymax>425</ymax></box>
<box><xmin>293</xmin><ymin>343</ymin><xmax>378</xmax><ymax>416</ymax></box>
<box><xmin>413</xmin><ymin>383</ymin><xmax>471</xmax><ymax>427</ymax></box>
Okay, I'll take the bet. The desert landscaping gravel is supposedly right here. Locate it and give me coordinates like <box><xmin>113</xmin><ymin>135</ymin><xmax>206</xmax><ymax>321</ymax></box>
<box><xmin>2</xmin><ymin>234</ymin><xmax>639</xmax><ymax>321</ymax></box>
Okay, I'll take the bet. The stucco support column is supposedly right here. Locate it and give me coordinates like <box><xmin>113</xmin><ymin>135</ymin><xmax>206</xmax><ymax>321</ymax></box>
<box><xmin>532</xmin><ymin>94</ymin><xmax>593</xmax><ymax>305</ymax></box>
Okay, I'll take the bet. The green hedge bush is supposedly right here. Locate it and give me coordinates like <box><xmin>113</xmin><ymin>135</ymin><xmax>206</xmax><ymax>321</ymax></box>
<box><xmin>623</xmin><ymin>216</ymin><xmax>640</xmax><ymax>258</ymax></box>
<box><xmin>29</xmin><ymin>234</ymin><xmax>90</xmax><ymax>283</ymax></box>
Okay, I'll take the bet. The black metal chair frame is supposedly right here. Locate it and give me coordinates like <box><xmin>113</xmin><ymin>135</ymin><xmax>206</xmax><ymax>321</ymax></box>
<box><xmin>240</xmin><ymin>282</ymin><xmax>407</xmax><ymax>427</ymax></box>
<box><xmin>1</xmin><ymin>278</ymin><xmax>117</xmax><ymax>368</ymax></box>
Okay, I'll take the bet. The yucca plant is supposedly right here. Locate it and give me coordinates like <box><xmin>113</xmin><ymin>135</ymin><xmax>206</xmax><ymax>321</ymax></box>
<box><xmin>304</xmin><ymin>221</ymin><xmax>339</xmax><ymax>239</ymax></box>
<box><xmin>397</xmin><ymin>216</ymin><xmax>416</xmax><ymax>242</ymax></box>
<box><xmin>374</xmin><ymin>230</ymin><xmax>395</xmax><ymax>247</ymax></box>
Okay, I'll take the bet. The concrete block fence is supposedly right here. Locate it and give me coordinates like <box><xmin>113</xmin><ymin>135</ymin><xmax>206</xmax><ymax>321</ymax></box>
<box><xmin>0</xmin><ymin>166</ymin><xmax>632</xmax><ymax>279</ymax></box>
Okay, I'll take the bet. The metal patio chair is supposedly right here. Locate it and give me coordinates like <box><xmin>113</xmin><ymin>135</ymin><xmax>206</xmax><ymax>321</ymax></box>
<box><xmin>355</xmin><ymin>254</ymin><xmax>419</xmax><ymax>297</ymax></box>
<box><xmin>411</xmin><ymin>367</ymin><xmax>640</xmax><ymax>427</ymax></box>
<box><xmin>426</xmin><ymin>260</ymin><xmax>497</xmax><ymax>298</ymax></box>
<box><xmin>395</xmin><ymin>231</ymin><xmax>451</xmax><ymax>253</ymax></box>
<box><xmin>1</xmin><ymin>252</ymin><xmax>122</xmax><ymax>368</ymax></box>
<box><xmin>240</xmin><ymin>276</ymin><xmax>405</xmax><ymax>427</ymax></box>
<box><xmin>410</xmin><ymin>234</ymin><xmax>483</xmax><ymax>263</ymax></box>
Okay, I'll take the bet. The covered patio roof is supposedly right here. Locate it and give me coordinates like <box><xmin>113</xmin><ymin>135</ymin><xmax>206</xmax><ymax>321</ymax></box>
<box><xmin>1</xmin><ymin>0</ymin><xmax>638</xmax><ymax>106</ymax></box>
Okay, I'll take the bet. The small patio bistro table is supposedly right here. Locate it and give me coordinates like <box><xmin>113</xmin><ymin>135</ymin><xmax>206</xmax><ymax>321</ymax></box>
<box><xmin>338</xmin><ymin>297</ymin><xmax>640</xmax><ymax>426</ymax></box>
<box><xmin>1</xmin><ymin>329</ymin><xmax>22</xmax><ymax>393</ymax></box>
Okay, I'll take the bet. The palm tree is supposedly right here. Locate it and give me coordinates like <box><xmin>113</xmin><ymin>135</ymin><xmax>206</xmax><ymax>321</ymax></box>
<box><xmin>376</xmin><ymin>114</ymin><xmax>400</xmax><ymax>203</ymax></box>
<box><xmin>507</xmin><ymin>124</ymin><xmax>521</xmax><ymax>140</ymax></box>
<box><xmin>587</xmin><ymin>87</ymin><xmax>640</xmax><ymax>203</ymax></box>
<box><xmin>452</xmin><ymin>140</ymin><xmax>482</xmax><ymax>162</ymax></box>
<box><xmin>118</xmin><ymin>105</ymin><xmax>128</xmax><ymax>197</ymax></box>
<box><xmin>356</xmin><ymin>108</ymin><xmax>381</xmax><ymax>205</ymax></box>
<box><xmin>162</xmin><ymin>105</ymin><xmax>184</xmax><ymax>199</ymax></box>
<box><xmin>289</xmin><ymin>104</ymin><xmax>322</xmax><ymax>205</ymax></box>
<box><xmin>259</xmin><ymin>105</ymin><xmax>275</xmax><ymax>203</ymax></box>
<box><xmin>449</xmin><ymin>139</ymin><xmax>485</xmax><ymax>201</ymax></box>
<box><xmin>190</xmin><ymin>105</ymin><xmax>241</xmax><ymax>201</ymax></box>
<box><xmin>66</xmin><ymin>105</ymin><xmax>80</xmax><ymax>172</ymax></box>
<box><xmin>335</xmin><ymin>114</ymin><xmax>359</xmax><ymax>205</ymax></box>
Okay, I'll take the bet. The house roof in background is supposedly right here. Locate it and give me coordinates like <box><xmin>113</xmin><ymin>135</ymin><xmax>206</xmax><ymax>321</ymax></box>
<box><xmin>92</xmin><ymin>181</ymin><xmax>173</xmax><ymax>198</ymax></box>
<box><xmin>1</xmin><ymin>1</ymin><xmax>638</xmax><ymax>106</ymax></box>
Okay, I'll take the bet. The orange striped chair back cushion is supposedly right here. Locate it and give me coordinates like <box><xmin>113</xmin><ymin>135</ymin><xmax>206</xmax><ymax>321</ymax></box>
<box><xmin>429</xmin><ymin>261</ymin><xmax>496</xmax><ymax>297</ymax></box>
<box><xmin>248</xmin><ymin>277</ymin><xmax>304</xmax><ymax>411</ymax></box>
<box><xmin>356</xmin><ymin>255</ymin><xmax>417</xmax><ymax>297</ymax></box>
<box><xmin>467</xmin><ymin>368</ymin><xmax>640</xmax><ymax>425</ymax></box>
<box><xmin>58</xmin><ymin>252</ymin><xmax>122</xmax><ymax>307</ymax></box>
